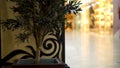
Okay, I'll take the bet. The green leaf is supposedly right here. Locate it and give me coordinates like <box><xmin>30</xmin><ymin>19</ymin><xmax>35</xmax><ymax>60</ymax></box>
<box><xmin>1</xmin><ymin>19</ymin><xmax>21</xmax><ymax>31</ymax></box>
<box><xmin>16</xmin><ymin>32</ymin><xmax>31</xmax><ymax>43</ymax></box>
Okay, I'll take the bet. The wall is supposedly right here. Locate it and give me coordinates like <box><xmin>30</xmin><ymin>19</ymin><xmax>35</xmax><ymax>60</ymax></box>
<box><xmin>1</xmin><ymin>0</ymin><xmax>65</xmax><ymax>63</ymax></box>
<box><xmin>0</xmin><ymin>1</ymin><xmax>37</xmax><ymax>63</ymax></box>
<box><xmin>113</xmin><ymin>0</ymin><xmax>120</xmax><ymax>40</ymax></box>
<box><xmin>0</xmin><ymin>0</ymin><xmax>13</xmax><ymax>60</ymax></box>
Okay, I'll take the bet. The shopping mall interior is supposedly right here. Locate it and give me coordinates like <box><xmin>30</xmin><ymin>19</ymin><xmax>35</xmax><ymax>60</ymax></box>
<box><xmin>65</xmin><ymin>0</ymin><xmax>120</xmax><ymax>68</ymax></box>
<box><xmin>0</xmin><ymin>0</ymin><xmax>120</xmax><ymax>68</ymax></box>
<box><xmin>65</xmin><ymin>0</ymin><xmax>113</xmax><ymax>33</ymax></box>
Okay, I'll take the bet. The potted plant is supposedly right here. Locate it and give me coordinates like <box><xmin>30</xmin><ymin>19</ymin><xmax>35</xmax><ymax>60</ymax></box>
<box><xmin>1</xmin><ymin>0</ymin><xmax>81</xmax><ymax>67</ymax></box>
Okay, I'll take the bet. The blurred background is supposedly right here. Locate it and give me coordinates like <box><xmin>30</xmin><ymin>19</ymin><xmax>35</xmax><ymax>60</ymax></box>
<box><xmin>65</xmin><ymin>0</ymin><xmax>113</xmax><ymax>34</ymax></box>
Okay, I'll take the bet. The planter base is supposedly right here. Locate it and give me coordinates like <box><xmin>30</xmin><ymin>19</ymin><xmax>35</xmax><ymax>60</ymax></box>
<box><xmin>12</xmin><ymin>58</ymin><xmax>69</xmax><ymax>68</ymax></box>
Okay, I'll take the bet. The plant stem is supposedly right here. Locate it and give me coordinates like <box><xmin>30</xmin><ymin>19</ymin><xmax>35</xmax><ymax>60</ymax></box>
<box><xmin>35</xmin><ymin>47</ymin><xmax>40</xmax><ymax>64</ymax></box>
<box><xmin>32</xmin><ymin>0</ymin><xmax>41</xmax><ymax>64</ymax></box>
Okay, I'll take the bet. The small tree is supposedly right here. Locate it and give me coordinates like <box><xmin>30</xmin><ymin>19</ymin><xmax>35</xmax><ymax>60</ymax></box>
<box><xmin>1</xmin><ymin>0</ymin><xmax>82</xmax><ymax>64</ymax></box>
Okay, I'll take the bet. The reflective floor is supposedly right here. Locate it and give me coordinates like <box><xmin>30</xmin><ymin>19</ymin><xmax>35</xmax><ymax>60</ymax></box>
<box><xmin>65</xmin><ymin>30</ymin><xmax>120</xmax><ymax>68</ymax></box>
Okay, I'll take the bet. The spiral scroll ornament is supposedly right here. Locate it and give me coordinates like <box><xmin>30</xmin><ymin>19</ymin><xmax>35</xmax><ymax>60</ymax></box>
<box><xmin>40</xmin><ymin>29</ymin><xmax>63</xmax><ymax>61</ymax></box>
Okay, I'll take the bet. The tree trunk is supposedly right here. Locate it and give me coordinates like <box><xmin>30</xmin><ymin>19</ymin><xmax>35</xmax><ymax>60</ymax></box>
<box><xmin>34</xmin><ymin>31</ymin><xmax>41</xmax><ymax>64</ymax></box>
<box><xmin>33</xmin><ymin>29</ymin><xmax>43</xmax><ymax>64</ymax></box>
<box><xmin>35</xmin><ymin>46</ymin><xmax>40</xmax><ymax>64</ymax></box>
<box><xmin>32</xmin><ymin>0</ymin><xmax>40</xmax><ymax>64</ymax></box>
<box><xmin>32</xmin><ymin>0</ymin><xmax>44</xmax><ymax>64</ymax></box>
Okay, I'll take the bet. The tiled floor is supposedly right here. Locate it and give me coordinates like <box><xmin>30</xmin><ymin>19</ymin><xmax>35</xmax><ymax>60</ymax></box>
<box><xmin>65</xmin><ymin>30</ymin><xmax>120</xmax><ymax>68</ymax></box>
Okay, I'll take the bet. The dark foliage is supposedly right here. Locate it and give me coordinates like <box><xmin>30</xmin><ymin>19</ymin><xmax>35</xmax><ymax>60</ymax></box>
<box><xmin>65</xmin><ymin>0</ymin><xmax>82</xmax><ymax>14</ymax></box>
<box><xmin>1</xmin><ymin>0</ymin><xmax>82</xmax><ymax>64</ymax></box>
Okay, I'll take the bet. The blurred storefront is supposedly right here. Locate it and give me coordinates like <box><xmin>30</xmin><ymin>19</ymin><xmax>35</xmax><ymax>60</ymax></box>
<box><xmin>65</xmin><ymin>0</ymin><xmax>113</xmax><ymax>33</ymax></box>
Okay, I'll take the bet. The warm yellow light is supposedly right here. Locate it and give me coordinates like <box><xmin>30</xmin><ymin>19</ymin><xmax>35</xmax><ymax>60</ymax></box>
<box><xmin>93</xmin><ymin>0</ymin><xmax>113</xmax><ymax>33</ymax></box>
<box><xmin>65</xmin><ymin>0</ymin><xmax>113</xmax><ymax>33</ymax></box>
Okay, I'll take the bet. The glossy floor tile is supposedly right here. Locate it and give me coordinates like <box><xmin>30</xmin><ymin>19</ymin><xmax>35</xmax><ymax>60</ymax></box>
<box><xmin>65</xmin><ymin>30</ymin><xmax>120</xmax><ymax>68</ymax></box>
